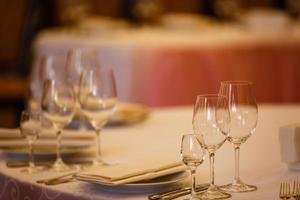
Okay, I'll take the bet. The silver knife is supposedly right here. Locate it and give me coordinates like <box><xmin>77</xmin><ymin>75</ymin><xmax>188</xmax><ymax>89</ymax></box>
<box><xmin>36</xmin><ymin>172</ymin><xmax>77</xmax><ymax>185</ymax></box>
<box><xmin>148</xmin><ymin>183</ymin><xmax>209</xmax><ymax>200</ymax></box>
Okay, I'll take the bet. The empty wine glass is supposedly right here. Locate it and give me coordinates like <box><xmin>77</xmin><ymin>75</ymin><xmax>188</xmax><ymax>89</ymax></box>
<box><xmin>19</xmin><ymin>110</ymin><xmax>43</xmax><ymax>173</ymax></box>
<box><xmin>218</xmin><ymin>81</ymin><xmax>258</xmax><ymax>192</ymax></box>
<box><xmin>29</xmin><ymin>55</ymin><xmax>56</xmax><ymax>112</ymax></box>
<box><xmin>41</xmin><ymin>79</ymin><xmax>76</xmax><ymax>172</ymax></box>
<box><xmin>66</xmin><ymin>49</ymin><xmax>82</xmax><ymax>91</ymax></box>
<box><xmin>180</xmin><ymin>134</ymin><xmax>205</xmax><ymax>200</ymax></box>
<box><xmin>66</xmin><ymin>48</ymin><xmax>99</xmax><ymax>93</ymax></box>
<box><xmin>79</xmin><ymin>67</ymin><xmax>117</xmax><ymax>166</ymax></box>
<box><xmin>192</xmin><ymin>94</ymin><xmax>231</xmax><ymax>199</ymax></box>
<box><xmin>65</xmin><ymin>48</ymin><xmax>89</xmax><ymax>129</ymax></box>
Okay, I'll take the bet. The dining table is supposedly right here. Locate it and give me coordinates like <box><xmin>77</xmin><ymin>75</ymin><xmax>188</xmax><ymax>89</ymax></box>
<box><xmin>33</xmin><ymin>23</ymin><xmax>300</xmax><ymax>107</ymax></box>
<box><xmin>0</xmin><ymin>104</ymin><xmax>299</xmax><ymax>199</ymax></box>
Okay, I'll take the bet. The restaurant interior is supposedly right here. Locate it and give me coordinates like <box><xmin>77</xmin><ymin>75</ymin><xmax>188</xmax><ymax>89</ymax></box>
<box><xmin>1</xmin><ymin>0</ymin><xmax>300</xmax><ymax>127</ymax></box>
<box><xmin>0</xmin><ymin>0</ymin><xmax>300</xmax><ymax>200</ymax></box>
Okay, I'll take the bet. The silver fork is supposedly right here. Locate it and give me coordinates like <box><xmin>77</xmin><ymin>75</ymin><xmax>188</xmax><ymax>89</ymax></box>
<box><xmin>280</xmin><ymin>182</ymin><xmax>291</xmax><ymax>200</ymax></box>
<box><xmin>292</xmin><ymin>180</ymin><xmax>300</xmax><ymax>200</ymax></box>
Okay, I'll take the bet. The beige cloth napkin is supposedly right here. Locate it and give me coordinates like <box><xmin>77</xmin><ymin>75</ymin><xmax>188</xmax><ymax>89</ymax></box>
<box><xmin>76</xmin><ymin>158</ymin><xmax>187</xmax><ymax>185</ymax></box>
<box><xmin>0</xmin><ymin>128</ymin><xmax>94</xmax><ymax>148</ymax></box>
<box><xmin>0</xmin><ymin>128</ymin><xmax>94</xmax><ymax>140</ymax></box>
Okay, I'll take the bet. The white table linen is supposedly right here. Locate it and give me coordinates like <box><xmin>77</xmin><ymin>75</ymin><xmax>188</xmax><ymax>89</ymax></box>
<box><xmin>0</xmin><ymin>104</ymin><xmax>300</xmax><ymax>199</ymax></box>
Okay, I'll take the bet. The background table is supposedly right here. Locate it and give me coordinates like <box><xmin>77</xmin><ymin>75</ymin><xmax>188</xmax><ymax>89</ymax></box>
<box><xmin>0</xmin><ymin>104</ymin><xmax>300</xmax><ymax>199</ymax></box>
<box><xmin>34</xmin><ymin>26</ymin><xmax>300</xmax><ymax>106</ymax></box>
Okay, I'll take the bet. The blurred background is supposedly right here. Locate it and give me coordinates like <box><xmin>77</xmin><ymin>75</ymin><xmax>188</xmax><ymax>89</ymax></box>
<box><xmin>0</xmin><ymin>0</ymin><xmax>300</xmax><ymax>127</ymax></box>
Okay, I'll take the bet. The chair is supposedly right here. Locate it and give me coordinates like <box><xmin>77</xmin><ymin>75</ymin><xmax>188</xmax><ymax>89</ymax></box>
<box><xmin>0</xmin><ymin>0</ymin><xmax>33</xmax><ymax>127</ymax></box>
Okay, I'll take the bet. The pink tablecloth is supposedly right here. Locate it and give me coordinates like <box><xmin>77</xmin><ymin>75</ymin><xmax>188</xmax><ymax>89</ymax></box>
<box><xmin>137</xmin><ymin>42</ymin><xmax>300</xmax><ymax>106</ymax></box>
<box><xmin>34</xmin><ymin>28</ymin><xmax>300</xmax><ymax>107</ymax></box>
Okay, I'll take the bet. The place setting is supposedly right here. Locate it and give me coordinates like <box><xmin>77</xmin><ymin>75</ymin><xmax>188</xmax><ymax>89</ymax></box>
<box><xmin>67</xmin><ymin>80</ymin><xmax>258</xmax><ymax>199</ymax></box>
<box><xmin>2</xmin><ymin>44</ymin><xmax>299</xmax><ymax>200</ymax></box>
<box><xmin>0</xmin><ymin>52</ymin><xmax>263</xmax><ymax>199</ymax></box>
<box><xmin>3</xmin><ymin>67</ymin><xmax>264</xmax><ymax>200</ymax></box>
<box><xmin>0</xmin><ymin>47</ymin><xmax>185</xmax><ymax>197</ymax></box>
<box><xmin>0</xmin><ymin>48</ymin><xmax>150</xmax><ymax>174</ymax></box>
<box><xmin>0</xmin><ymin>47</ymin><xmax>189</xmax><ymax>195</ymax></box>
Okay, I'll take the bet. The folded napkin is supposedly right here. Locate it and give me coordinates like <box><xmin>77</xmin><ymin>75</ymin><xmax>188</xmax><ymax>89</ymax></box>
<box><xmin>0</xmin><ymin>128</ymin><xmax>94</xmax><ymax>140</ymax></box>
<box><xmin>279</xmin><ymin>123</ymin><xmax>300</xmax><ymax>168</ymax></box>
<box><xmin>76</xmin><ymin>158</ymin><xmax>187</xmax><ymax>185</ymax></box>
<box><xmin>0</xmin><ymin>128</ymin><xmax>94</xmax><ymax>149</ymax></box>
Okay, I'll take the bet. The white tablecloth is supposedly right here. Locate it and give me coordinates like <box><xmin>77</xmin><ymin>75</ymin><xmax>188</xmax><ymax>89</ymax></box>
<box><xmin>0</xmin><ymin>104</ymin><xmax>300</xmax><ymax>199</ymax></box>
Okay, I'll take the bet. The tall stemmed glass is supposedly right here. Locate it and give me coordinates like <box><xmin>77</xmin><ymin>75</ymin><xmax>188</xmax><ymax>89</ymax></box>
<box><xmin>66</xmin><ymin>48</ymin><xmax>99</xmax><ymax>94</ymax></box>
<box><xmin>180</xmin><ymin>134</ymin><xmax>205</xmax><ymax>200</ymax></box>
<box><xmin>66</xmin><ymin>49</ymin><xmax>86</xmax><ymax>129</ymax></box>
<box><xmin>20</xmin><ymin>110</ymin><xmax>43</xmax><ymax>173</ymax></box>
<box><xmin>66</xmin><ymin>49</ymin><xmax>83</xmax><ymax>84</ymax></box>
<box><xmin>41</xmin><ymin>80</ymin><xmax>76</xmax><ymax>172</ymax></box>
<box><xmin>193</xmin><ymin>95</ymin><xmax>231</xmax><ymax>199</ymax></box>
<box><xmin>219</xmin><ymin>81</ymin><xmax>258</xmax><ymax>192</ymax></box>
<box><xmin>29</xmin><ymin>55</ymin><xmax>56</xmax><ymax>112</ymax></box>
<box><xmin>79</xmin><ymin>67</ymin><xmax>117</xmax><ymax>166</ymax></box>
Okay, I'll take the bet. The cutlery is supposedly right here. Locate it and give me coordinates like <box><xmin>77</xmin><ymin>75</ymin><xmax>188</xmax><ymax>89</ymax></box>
<box><xmin>293</xmin><ymin>180</ymin><xmax>300</xmax><ymax>200</ymax></box>
<box><xmin>148</xmin><ymin>183</ymin><xmax>209</xmax><ymax>200</ymax></box>
<box><xmin>37</xmin><ymin>172</ymin><xmax>77</xmax><ymax>185</ymax></box>
<box><xmin>280</xmin><ymin>182</ymin><xmax>291</xmax><ymax>200</ymax></box>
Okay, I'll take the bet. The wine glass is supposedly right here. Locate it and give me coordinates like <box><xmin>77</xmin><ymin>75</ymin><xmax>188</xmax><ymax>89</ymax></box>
<box><xmin>65</xmin><ymin>48</ymin><xmax>88</xmax><ymax>129</ymax></box>
<box><xmin>66</xmin><ymin>48</ymin><xmax>99</xmax><ymax>92</ymax></box>
<box><xmin>218</xmin><ymin>81</ymin><xmax>258</xmax><ymax>192</ymax></box>
<box><xmin>41</xmin><ymin>79</ymin><xmax>76</xmax><ymax>172</ymax></box>
<box><xmin>29</xmin><ymin>55</ymin><xmax>56</xmax><ymax>112</ymax></box>
<box><xmin>66</xmin><ymin>49</ymin><xmax>83</xmax><ymax>91</ymax></box>
<box><xmin>19</xmin><ymin>110</ymin><xmax>43</xmax><ymax>173</ymax></box>
<box><xmin>79</xmin><ymin>67</ymin><xmax>117</xmax><ymax>166</ymax></box>
<box><xmin>192</xmin><ymin>94</ymin><xmax>231</xmax><ymax>199</ymax></box>
<box><xmin>180</xmin><ymin>134</ymin><xmax>205</xmax><ymax>200</ymax></box>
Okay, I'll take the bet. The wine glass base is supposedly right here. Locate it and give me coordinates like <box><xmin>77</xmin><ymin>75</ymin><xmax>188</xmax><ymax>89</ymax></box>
<box><xmin>93</xmin><ymin>160</ymin><xmax>108</xmax><ymax>167</ymax></box>
<box><xmin>93</xmin><ymin>159</ymin><xmax>117</xmax><ymax>167</ymax></box>
<box><xmin>220</xmin><ymin>181</ymin><xmax>257</xmax><ymax>193</ymax></box>
<box><xmin>185</xmin><ymin>196</ymin><xmax>202</xmax><ymax>200</ymax></box>
<box><xmin>21</xmin><ymin>166</ymin><xmax>45</xmax><ymax>174</ymax></box>
<box><xmin>52</xmin><ymin>159</ymin><xmax>70</xmax><ymax>172</ymax></box>
<box><xmin>198</xmin><ymin>185</ymin><xmax>231</xmax><ymax>200</ymax></box>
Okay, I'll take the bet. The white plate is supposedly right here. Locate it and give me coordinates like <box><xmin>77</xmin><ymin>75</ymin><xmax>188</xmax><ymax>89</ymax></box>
<box><xmin>76</xmin><ymin>171</ymin><xmax>188</xmax><ymax>194</ymax></box>
<box><xmin>108</xmin><ymin>103</ymin><xmax>149</xmax><ymax>125</ymax></box>
<box><xmin>72</xmin><ymin>103</ymin><xmax>149</xmax><ymax>127</ymax></box>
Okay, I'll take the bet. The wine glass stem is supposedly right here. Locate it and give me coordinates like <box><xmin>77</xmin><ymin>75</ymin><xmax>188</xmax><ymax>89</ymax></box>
<box><xmin>79</xmin><ymin>114</ymin><xmax>86</xmax><ymax>130</ymax></box>
<box><xmin>28</xmin><ymin>140</ymin><xmax>35</xmax><ymax>169</ymax></box>
<box><xmin>95</xmin><ymin>129</ymin><xmax>102</xmax><ymax>163</ymax></box>
<box><xmin>234</xmin><ymin>146</ymin><xmax>240</xmax><ymax>183</ymax></box>
<box><xmin>56</xmin><ymin>130</ymin><xmax>62</xmax><ymax>162</ymax></box>
<box><xmin>209</xmin><ymin>153</ymin><xmax>215</xmax><ymax>186</ymax></box>
<box><xmin>190</xmin><ymin>167</ymin><xmax>197</xmax><ymax>198</ymax></box>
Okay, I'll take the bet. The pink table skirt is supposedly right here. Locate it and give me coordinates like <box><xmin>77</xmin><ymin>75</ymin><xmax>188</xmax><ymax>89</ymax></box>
<box><xmin>133</xmin><ymin>43</ymin><xmax>300</xmax><ymax>107</ymax></box>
